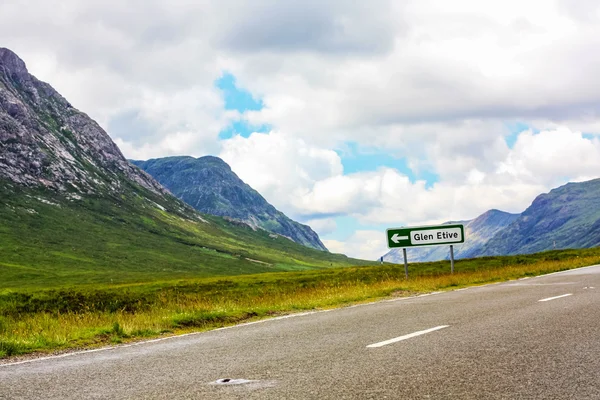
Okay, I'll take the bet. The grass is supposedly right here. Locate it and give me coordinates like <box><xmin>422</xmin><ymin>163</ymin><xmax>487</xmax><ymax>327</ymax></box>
<box><xmin>2</xmin><ymin>247</ymin><xmax>599</xmax><ymax>359</ymax></box>
<box><xmin>0</xmin><ymin>181</ymin><xmax>367</xmax><ymax>291</ymax></box>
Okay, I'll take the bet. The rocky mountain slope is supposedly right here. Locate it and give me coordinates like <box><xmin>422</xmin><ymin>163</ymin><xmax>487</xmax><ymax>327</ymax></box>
<box><xmin>0</xmin><ymin>48</ymin><xmax>166</xmax><ymax>197</ymax></box>
<box><xmin>0</xmin><ymin>48</ymin><xmax>361</xmax><ymax>287</ymax></box>
<box><xmin>131</xmin><ymin>156</ymin><xmax>328</xmax><ymax>251</ymax></box>
<box><xmin>480</xmin><ymin>179</ymin><xmax>600</xmax><ymax>255</ymax></box>
<box><xmin>383</xmin><ymin>210</ymin><xmax>520</xmax><ymax>263</ymax></box>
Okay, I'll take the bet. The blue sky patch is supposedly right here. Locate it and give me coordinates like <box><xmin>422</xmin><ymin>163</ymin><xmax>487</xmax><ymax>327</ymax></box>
<box><xmin>583</xmin><ymin>133</ymin><xmax>597</xmax><ymax>140</ymax></box>
<box><xmin>216</xmin><ymin>72</ymin><xmax>263</xmax><ymax>112</ymax></box>
<box><xmin>216</xmin><ymin>72</ymin><xmax>269</xmax><ymax>139</ymax></box>
<box><xmin>337</xmin><ymin>141</ymin><xmax>439</xmax><ymax>188</ymax></box>
<box><xmin>504</xmin><ymin>122</ymin><xmax>539</xmax><ymax>148</ymax></box>
<box><xmin>218</xmin><ymin>121</ymin><xmax>270</xmax><ymax>139</ymax></box>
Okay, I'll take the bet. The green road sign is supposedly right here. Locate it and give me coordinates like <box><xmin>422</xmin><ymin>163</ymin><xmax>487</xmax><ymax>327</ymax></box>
<box><xmin>386</xmin><ymin>224</ymin><xmax>465</xmax><ymax>248</ymax></box>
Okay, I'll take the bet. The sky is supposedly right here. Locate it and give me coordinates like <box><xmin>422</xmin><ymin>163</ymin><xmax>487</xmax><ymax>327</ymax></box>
<box><xmin>3</xmin><ymin>0</ymin><xmax>600</xmax><ymax>260</ymax></box>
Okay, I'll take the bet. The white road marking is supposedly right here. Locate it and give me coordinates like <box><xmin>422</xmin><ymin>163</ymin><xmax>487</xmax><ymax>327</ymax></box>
<box><xmin>538</xmin><ymin>293</ymin><xmax>573</xmax><ymax>302</ymax></box>
<box><xmin>367</xmin><ymin>325</ymin><xmax>449</xmax><ymax>348</ymax></box>
<box><xmin>506</xmin><ymin>282</ymin><xmax>575</xmax><ymax>287</ymax></box>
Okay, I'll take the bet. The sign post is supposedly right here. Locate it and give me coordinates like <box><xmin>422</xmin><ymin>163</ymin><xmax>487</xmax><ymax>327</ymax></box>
<box><xmin>386</xmin><ymin>224</ymin><xmax>465</xmax><ymax>277</ymax></box>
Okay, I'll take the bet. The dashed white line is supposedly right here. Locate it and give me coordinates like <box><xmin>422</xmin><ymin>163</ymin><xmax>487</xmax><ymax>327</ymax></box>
<box><xmin>367</xmin><ymin>325</ymin><xmax>449</xmax><ymax>348</ymax></box>
<box><xmin>539</xmin><ymin>293</ymin><xmax>573</xmax><ymax>302</ymax></box>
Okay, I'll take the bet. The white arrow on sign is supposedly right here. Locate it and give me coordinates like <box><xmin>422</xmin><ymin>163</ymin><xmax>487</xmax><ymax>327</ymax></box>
<box><xmin>391</xmin><ymin>233</ymin><xmax>409</xmax><ymax>244</ymax></box>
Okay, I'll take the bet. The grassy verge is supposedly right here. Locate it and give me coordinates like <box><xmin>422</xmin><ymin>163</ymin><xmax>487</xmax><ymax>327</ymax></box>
<box><xmin>2</xmin><ymin>248</ymin><xmax>600</xmax><ymax>359</ymax></box>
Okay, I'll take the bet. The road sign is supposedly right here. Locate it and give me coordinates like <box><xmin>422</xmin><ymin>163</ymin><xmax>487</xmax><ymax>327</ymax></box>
<box><xmin>386</xmin><ymin>224</ymin><xmax>465</xmax><ymax>248</ymax></box>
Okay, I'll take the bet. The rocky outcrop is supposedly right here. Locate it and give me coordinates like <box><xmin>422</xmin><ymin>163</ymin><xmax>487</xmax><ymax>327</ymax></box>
<box><xmin>131</xmin><ymin>156</ymin><xmax>329</xmax><ymax>251</ymax></box>
<box><xmin>0</xmin><ymin>47</ymin><xmax>166</xmax><ymax>196</ymax></box>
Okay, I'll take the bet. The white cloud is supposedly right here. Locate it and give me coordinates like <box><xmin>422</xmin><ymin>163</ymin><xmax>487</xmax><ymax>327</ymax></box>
<box><xmin>497</xmin><ymin>127</ymin><xmax>600</xmax><ymax>184</ymax></box>
<box><xmin>222</xmin><ymin>0</ymin><xmax>600</xmax><ymax>158</ymax></box>
<box><xmin>218</xmin><ymin>130</ymin><xmax>343</xmax><ymax>218</ymax></box>
<box><xmin>6</xmin><ymin>0</ymin><xmax>600</xmax><ymax>157</ymax></box>
<box><xmin>305</xmin><ymin>218</ymin><xmax>337</xmax><ymax>236</ymax></box>
<box><xmin>323</xmin><ymin>231</ymin><xmax>386</xmax><ymax>260</ymax></box>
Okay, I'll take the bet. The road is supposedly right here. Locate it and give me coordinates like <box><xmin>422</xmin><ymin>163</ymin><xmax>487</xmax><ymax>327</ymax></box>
<box><xmin>2</xmin><ymin>265</ymin><xmax>600</xmax><ymax>399</ymax></box>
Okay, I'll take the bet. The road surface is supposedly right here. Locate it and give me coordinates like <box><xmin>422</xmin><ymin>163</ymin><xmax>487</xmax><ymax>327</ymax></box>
<box><xmin>2</xmin><ymin>265</ymin><xmax>600</xmax><ymax>399</ymax></box>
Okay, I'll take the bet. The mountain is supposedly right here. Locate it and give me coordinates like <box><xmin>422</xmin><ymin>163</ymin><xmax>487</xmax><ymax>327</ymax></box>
<box><xmin>383</xmin><ymin>178</ymin><xmax>600</xmax><ymax>263</ymax></box>
<box><xmin>459</xmin><ymin>210</ymin><xmax>521</xmax><ymax>257</ymax></box>
<box><xmin>480</xmin><ymin>179</ymin><xmax>600</xmax><ymax>256</ymax></box>
<box><xmin>131</xmin><ymin>156</ymin><xmax>328</xmax><ymax>251</ymax></box>
<box><xmin>0</xmin><ymin>48</ymin><xmax>363</xmax><ymax>289</ymax></box>
<box><xmin>383</xmin><ymin>210</ymin><xmax>520</xmax><ymax>263</ymax></box>
<box><xmin>0</xmin><ymin>48</ymin><xmax>166</xmax><ymax>197</ymax></box>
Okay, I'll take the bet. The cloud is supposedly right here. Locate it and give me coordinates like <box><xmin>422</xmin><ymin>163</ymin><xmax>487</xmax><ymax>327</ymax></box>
<box><xmin>497</xmin><ymin>127</ymin><xmax>600</xmax><ymax>184</ymax></box>
<box><xmin>323</xmin><ymin>231</ymin><xmax>386</xmax><ymax>260</ymax></box>
<box><xmin>214</xmin><ymin>0</ymin><xmax>397</xmax><ymax>55</ymax></box>
<box><xmin>218</xmin><ymin>130</ymin><xmax>343</xmax><ymax>218</ymax></box>
<box><xmin>220</xmin><ymin>0</ymin><xmax>600</xmax><ymax>156</ymax></box>
<box><xmin>304</xmin><ymin>218</ymin><xmax>337</xmax><ymax>236</ymax></box>
<box><xmin>220</xmin><ymin>127</ymin><xmax>598</xmax><ymax>235</ymax></box>
<box><xmin>6</xmin><ymin>0</ymin><xmax>600</xmax><ymax>156</ymax></box>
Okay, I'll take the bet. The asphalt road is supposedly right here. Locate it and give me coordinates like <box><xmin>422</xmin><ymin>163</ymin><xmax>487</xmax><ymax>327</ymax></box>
<box><xmin>2</xmin><ymin>265</ymin><xmax>600</xmax><ymax>399</ymax></box>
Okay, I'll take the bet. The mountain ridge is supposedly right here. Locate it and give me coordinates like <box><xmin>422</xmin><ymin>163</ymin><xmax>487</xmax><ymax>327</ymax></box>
<box><xmin>0</xmin><ymin>47</ymin><xmax>169</xmax><ymax>199</ymax></box>
<box><xmin>480</xmin><ymin>178</ymin><xmax>600</xmax><ymax>255</ymax></box>
<box><xmin>131</xmin><ymin>156</ymin><xmax>328</xmax><ymax>251</ymax></box>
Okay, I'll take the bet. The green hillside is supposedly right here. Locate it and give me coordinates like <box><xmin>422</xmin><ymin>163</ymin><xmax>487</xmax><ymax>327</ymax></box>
<box><xmin>0</xmin><ymin>180</ymin><xmax>366</xmax><ymax>291</ymax></box>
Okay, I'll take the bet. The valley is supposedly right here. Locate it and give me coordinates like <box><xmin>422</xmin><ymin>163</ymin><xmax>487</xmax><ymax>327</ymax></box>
<box><xmin>2</xmin><ymin>47</ymin><xmax>600</xmax><ymax>364</ymax></box>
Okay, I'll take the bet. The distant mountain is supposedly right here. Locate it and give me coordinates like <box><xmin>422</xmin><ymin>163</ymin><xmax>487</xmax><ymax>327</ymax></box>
<box><xmin>131</xmin><ymin>156</ymin><xmax>328</xmax><ymax>251</ymax></box>
<box><xmin>0</xmin><ymin>47</ymin><xmax>361</xmax><ymax>287</ymax></box>
<box><xmin>480</xmin><ymin>179</ymin><xmax>600</xmax><ymax>255</ymax></box>
<box><xmin>383</xmin><ymin>210</ymin><xmax>519</xmax><ymax>263</ymax></box>
<box><xmin>383</xmin><ymin>178</ymin><xmax>600</xmax><ymax>262</ymax></box>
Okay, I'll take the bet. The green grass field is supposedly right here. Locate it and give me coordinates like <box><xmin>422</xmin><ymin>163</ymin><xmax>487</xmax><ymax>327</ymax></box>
<box><xmin>2</xmin><ymin>248</ymin><xmax>600</xmax><ymax>359</ymax></box>
<box><xmin>0</xmin><ymin>181</ymin><xmax>367</xmax><ymax>291</ymax></box>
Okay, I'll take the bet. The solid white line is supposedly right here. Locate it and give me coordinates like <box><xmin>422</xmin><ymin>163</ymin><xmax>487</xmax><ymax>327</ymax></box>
<box><xmin>0</xmin><ymin>310</ymin><xmax>334</xmax><ymax>368</ymax></box>
<box><xmin>539</xmin><ymin>293</ymin><xmax>573</xmax><ymax>302</ymax></box>
<box><xmin>367</xmin><ymin>325</ymin><xmax>449</xmax><ymax>348</ymax></box>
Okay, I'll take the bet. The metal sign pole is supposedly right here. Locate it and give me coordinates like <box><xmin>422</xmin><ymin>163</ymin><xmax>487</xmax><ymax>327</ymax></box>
<box><xmin>403</xmin><ymin>248</ymin><xmax>408</xmax><ymax>279</ymax></box>
<box><xmin>450</xmin><ymin>245</ymin><xmax>455</xmax><ymax>274</ymax></box>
